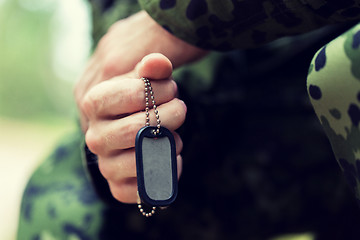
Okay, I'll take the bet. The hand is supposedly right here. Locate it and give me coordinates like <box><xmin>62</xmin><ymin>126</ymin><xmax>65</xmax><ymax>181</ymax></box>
<box><xmin>80</xmin><ymin>53</ymin><xmax>186</xmax><ymax>203</ymax></box>
<box><xmin>75</xmin><ymin>10</ymin><xmax>207</xmax><ymax>132</ymax></box>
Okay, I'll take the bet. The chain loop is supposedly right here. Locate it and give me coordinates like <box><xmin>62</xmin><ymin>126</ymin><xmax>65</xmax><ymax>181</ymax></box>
<box><xmin>137</xmin><ymin>191</ymin><xmax>156</xmax><ymax>217</ymax></box>
<box><xmin>138</xmin><ymin>77</ymin><xmax>161</xmax><ymax>217</ymax></box>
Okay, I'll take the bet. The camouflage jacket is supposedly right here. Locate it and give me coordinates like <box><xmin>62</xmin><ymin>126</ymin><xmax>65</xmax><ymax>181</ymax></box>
<box><xmin>91</xmin><ymin>0</ymin><xmax>360</xmax><ymax>50</ymax></box>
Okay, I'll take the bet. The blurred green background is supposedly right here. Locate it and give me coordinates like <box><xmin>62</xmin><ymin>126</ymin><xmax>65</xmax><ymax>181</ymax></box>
<box><xmin>0</xmin><ymin>0</ymin><xmax>90</xmax><ymax>121</ymax></box>
<box><xmin>0</xmin><ymin>0</ymin><xmax>90</xmax><ymax>238</ymax></box>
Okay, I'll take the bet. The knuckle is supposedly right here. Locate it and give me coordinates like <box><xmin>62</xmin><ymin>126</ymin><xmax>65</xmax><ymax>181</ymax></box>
<box><xmin>173</xmin><ymin>99</ymin><xmax>187</xmax><ymax>121</ymax></box>
<box><xmin>170</xmin><ymin>80</ymin><xmax>178</xmax><ymax>98</ymax></box>
<box><xmin>80</xmin><ymin>94</ymin><xmax>93</xmax><ymax>118</ymax></box>
<box><xmin>85</xmin><ymin>128</ymin><xmax>102</xmax><ymax>154</ymax></box>
<box><xmin>111</xmin><ymin>188</ymin><xmax>128</xmax><ymax>203</ymax></box>
<box><xmin>109</xmin><ymin>179</ymin><xmax>137</xmax><ymax>204</ymax></box>
<box><xmin>97</xmin><ymin>158</ymin><xmax>108</xmax><ymax>179</ymax></box>
<box><xmin>86</xmin><ymin>125</ymin><xmax>117</xmax><ymax>154</ymax></box>
<box><xmin>81</xmin><ymin>87</ymin><xmax>106</xmax><ymax>118</ymax></box>
<box><xmin>97</xmin><ymin>157</ymin><xmax>112</xmax><ymax>181</ymax></box>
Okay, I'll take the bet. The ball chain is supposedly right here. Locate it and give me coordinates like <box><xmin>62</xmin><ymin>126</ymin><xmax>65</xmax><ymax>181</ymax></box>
<box><xmin>137</xmin><ymin>191</ymin><xmax>156</xmax><ymax>217</ymax></box>
<box><xmin>137</xmin><ymin>77</ymin><xmax>162</xmax><ymax>217</ymax></box>
<box><xmin>143</xmin><ymin>77</ymin><xmax>161</xmax><ymax>135</ymax></box>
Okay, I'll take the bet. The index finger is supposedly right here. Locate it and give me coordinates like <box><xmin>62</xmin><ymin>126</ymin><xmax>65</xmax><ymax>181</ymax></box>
<box><xmin>82</xmin><ymin>77</ymin><xmax>177</xmax><ymax>119</ymax></box>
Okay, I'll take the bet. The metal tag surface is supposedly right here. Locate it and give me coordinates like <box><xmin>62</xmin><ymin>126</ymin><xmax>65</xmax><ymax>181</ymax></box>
<box><xmin>135</xmin><ymin>126</ymin><xmax>178</xmax><ymax>206</ymax></box>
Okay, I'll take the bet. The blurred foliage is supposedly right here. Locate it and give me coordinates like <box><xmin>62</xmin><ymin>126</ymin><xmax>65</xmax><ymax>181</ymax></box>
<box><xmin>0</xmin><ymin>0</ymin><xmax>74</xmax><ymax>121</ymax></box>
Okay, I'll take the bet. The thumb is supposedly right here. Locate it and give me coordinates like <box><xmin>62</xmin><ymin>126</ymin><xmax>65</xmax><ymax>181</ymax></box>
<box><xmin>135</xmin><ymin>53</ymin><xmax>173</xmax><ymax>80</ymax></box>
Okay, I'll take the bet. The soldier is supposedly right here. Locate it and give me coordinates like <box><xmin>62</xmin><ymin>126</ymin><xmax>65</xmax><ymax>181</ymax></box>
<box><xmin>18</xmin><ymin>1</ymin><xmax>360</xmax><ymax>239</ymax></box>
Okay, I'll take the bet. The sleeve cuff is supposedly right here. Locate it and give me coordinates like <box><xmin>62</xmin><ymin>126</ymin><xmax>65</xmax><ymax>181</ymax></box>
<box><xmin>138</xmin><ymin>0</ymin><xmax>208</xmax><ymax>48</ymax></box>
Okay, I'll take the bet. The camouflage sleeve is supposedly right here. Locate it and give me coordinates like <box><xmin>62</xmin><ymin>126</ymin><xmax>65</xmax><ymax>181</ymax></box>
<box><xmin>307</xmin><ymin>23</ymin><xmax>360</xmax><ymax>205</ymax></box>
<box><xmin>138</xmin><ymin>0</ymin><xmax>360</xmax><ymax>50</ymax></box>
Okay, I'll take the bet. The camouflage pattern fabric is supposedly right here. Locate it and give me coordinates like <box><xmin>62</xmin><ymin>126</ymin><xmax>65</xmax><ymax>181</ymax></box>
<box><xmin>90</xmin><ymin>0</ymin><xmax>140</xmax><ymax>46</ymax></box>
<box><xmin>17</xmin><ymin>130</ymin><xmax>106</xmax><ymax>240</ymax></box>
<box><xmin>307</xmin><ymin>23</ymin><xmax>360</xmax><ymax>206</ymax></box>
<box><xmin>17</xmin><ymin>0</ymin><xmax>360</xmax><ymax>239</ymax></box>
<box><xmin>139</xmin><ymin>0</ymin><xmax>360</xmax><ymax>50</ymax></box>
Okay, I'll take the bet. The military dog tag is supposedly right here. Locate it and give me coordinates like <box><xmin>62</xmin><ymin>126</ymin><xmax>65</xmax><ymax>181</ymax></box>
<box><xmin>135</xmin><ymin>126</ymin><xmax>178</xmax><ymax>207</ymax></box>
